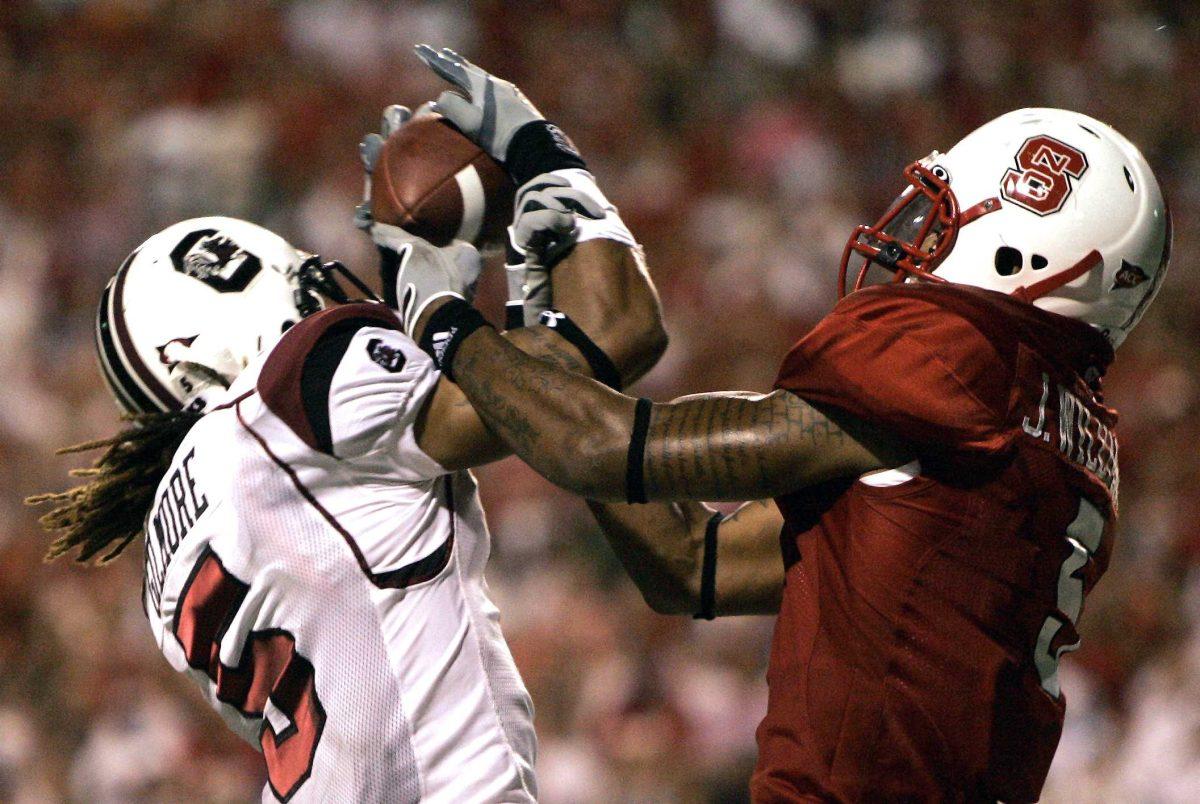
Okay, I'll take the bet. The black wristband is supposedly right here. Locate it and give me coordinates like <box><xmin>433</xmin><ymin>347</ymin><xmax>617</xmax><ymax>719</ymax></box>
<box><xmin>378</xmin><ymin>246</ymin><xmax>402</xmax><ymax>309</ymax></box>
<box><xmin>417</xmin><ymin>298</ymin><xmax>492</xmax><ymax>382</ymax></box>
<box><xmin>537</xmin><ymin>310</ymin><xmax>622</xmax><ymax>390</ymax></box>
<box><xmin>626</xmin><ymin>397</ymin><xmax>652</xmax><ymax>504</ymax></box>
<box><xmin>694</xmin><ymin>512</ymin><xmax>723</xmax><ymax>621</ymax></box>
<box><xmin>505</xmin><ymin>301</ymin><xmax>525</xmax><ymax>330</ymax></box>
<box><xmin>505</xmin><ymin>120</ymin><xmax>587</xmax><ymax>186</ymax></box>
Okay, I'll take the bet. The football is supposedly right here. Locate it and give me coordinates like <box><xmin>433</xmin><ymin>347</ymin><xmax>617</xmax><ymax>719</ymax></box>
<box><xmin>370</xmin><ymin>115</ymin><xmax>515</xmax><ymax>247</ymax></box>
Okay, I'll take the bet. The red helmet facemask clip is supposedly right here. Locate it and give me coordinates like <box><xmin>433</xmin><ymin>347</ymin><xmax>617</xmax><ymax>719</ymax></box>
<box><xmin>839</xmin><ymin>161</ymin><xmax>961</xmax><ymax>298</ymax></box>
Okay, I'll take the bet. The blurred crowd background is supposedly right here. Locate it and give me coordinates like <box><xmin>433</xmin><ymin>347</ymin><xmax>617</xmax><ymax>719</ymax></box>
<box><xmin>0</xmin><ymin>0</ymin><xmax>1196</xmax><ymax>801</ymax></box>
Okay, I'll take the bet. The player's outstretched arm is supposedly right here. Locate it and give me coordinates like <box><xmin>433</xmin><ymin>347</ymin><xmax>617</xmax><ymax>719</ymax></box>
<box><xmin>431</xmin><ymin>321</ymin><xmax>910</xmax><ymax>502</ymax></box>
<box><xmin>416</xmin><ymin>238</ymin><xmax>665</xmax><ymax>468</ymax></box>
<box><xmin>588</xmin><ymin>498</ymin><xmax>786</xmax><ymax>617</ymax></box>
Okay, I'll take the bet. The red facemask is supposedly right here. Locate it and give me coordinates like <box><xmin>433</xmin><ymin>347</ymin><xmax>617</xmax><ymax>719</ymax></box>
<box><xmin>839</xmin><ymin>161</ymin><xmax>963</xmax><ymax>297</ymax></box>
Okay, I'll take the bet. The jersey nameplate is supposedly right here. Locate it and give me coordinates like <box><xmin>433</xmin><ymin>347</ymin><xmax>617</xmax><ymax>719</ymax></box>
<box><xmin>144</xmin><ymin>447</ymin><xmax>210</xmax><ymax>611</ymax></box>
<box><xmin>1022</xmin><ymin>372</ymin><xmax>1119</xmax><ymax>504</ymax></box>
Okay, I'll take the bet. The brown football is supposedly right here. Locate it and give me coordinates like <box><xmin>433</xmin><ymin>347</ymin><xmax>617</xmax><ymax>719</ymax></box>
<box><xmin>370</xmin><ymin>115</ymin><xmax>515</xmax><ymax>247</ymax></box>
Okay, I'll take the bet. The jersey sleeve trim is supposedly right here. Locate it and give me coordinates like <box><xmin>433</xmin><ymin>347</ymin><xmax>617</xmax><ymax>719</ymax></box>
<box><xmin>258</xmin><ymin>303</ymin><xmax>403</xmax><ymax>455</ymax></box>
<box><xmin>299</xmin><ymin>320</ymin><xmax>361</xmax><ymax>456</ymax></box>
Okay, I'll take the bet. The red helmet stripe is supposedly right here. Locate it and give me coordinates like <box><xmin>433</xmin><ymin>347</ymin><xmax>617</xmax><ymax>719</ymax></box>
<box><xmin>1012</xmin><ymin>249</ymin><xmax>1104</xmax><ymax>302</ymax></box>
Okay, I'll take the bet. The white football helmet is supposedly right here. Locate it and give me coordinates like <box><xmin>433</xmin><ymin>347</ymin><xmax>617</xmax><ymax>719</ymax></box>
<box><xmin>841</xmin><ymin>108</ymin><xmax>1171</xmax><ymax>348</ymax></box>
<box><xmin>96</xmin><ymin>217</ymin><xmax>366</xmax><ymax>414</ymax></box>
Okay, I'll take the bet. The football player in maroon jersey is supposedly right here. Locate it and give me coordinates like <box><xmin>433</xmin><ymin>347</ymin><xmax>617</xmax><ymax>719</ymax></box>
<box><xmin>404</xmin><ymin>47</ymin><xmax>1170</xmax><ymax>802</ymax></box>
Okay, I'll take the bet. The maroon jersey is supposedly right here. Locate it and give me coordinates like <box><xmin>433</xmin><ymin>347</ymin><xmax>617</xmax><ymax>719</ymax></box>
<box><xmin>754</xmin><ymin>282</ymin><xmax>1118</xmax><ymax>803</ymax></box>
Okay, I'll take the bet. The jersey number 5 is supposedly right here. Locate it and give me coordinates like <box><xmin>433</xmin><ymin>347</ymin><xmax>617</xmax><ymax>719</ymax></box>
<box><xmin>173</xmin><ymin>548</ymin><xmax>326</xmax><ymax>802</ymax></box>
<box><xmin>1033</xmin><ymin>497</ymin><xmax>1105</xmax><ymax>698</ymax></box>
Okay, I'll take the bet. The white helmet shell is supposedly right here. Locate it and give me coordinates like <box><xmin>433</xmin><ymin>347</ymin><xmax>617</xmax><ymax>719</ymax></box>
<box><xmin>930</xmin><ymin>108</ymin><xmax>1170</xmax><ymax>348</ymax></box>
<box><xmin>96</xmin><ymin>217</ymin><xmax>309</xmax><ymax>414</ymax></box>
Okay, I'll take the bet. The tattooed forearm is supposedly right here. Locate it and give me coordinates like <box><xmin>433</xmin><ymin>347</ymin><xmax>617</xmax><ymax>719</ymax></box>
<box><xmin>452</xmin><ymin>322</ymin><xmax>904</xmax><ymax>502</ymax></box>
<box><xmin>642</xmin><ymin>390</ymin><xmax>886</xmax><ymax>501</ymax></box>
<box><xmin>510</xmin><ymin>326</ymin><xmax>589</xmax><ymax>375</ymax></box>
<box><xmin>465</xmin><ymin>325</ymin><xmax>590</xmax><ymax>448</ymax></box>
<box><xmin>454</xmin><ymin>341</ymin><xmax>546</xmax><ymax>457</ymax></box>
<box><xmin>452</xmin><ymin>327</ymin><xmax>630</xmax><ymax>493</ymax></box>
<box><xmin>447</xmin><ymin>327</ymin><xmax>584</xmax><ymax>417</ymax></box>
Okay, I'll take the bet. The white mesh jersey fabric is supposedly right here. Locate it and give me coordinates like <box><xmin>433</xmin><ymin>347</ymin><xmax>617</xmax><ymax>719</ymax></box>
<box><xmin>142</xmin><ymin>335</ymin><xmax>537</xmax><ymax>803</ymax></box>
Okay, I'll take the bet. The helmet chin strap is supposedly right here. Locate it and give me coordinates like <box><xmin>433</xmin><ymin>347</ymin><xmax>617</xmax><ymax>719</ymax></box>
<box><xmin>295</xmin><ymin>256</ymin><xmax>381</xmax><ymax>317</ymax></box>
<box><xmin>1010</xmin><ymin>249</ymin><xmax>1103</xmax><ymax>302</ymax></box>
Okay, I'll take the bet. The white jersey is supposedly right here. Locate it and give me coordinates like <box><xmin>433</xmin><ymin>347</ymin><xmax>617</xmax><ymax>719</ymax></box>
<box><xmin>140</xmin><ymin>303</ymin><xmax>536</xmax><ymax>803</ymax></box>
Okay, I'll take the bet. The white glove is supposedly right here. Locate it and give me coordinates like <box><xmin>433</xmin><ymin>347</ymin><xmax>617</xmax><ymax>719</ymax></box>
<box><xmin>511</xmin><ymin>173</ymin><xmax>607</xmax><ymax>262</ymax></box>
<box><xmin>507</xmin><ymin>170</ymin><xmax>637</xmax><ymax>327</ymax></box>
<box><xmin>508</xmin><ymin>173</ymin><xmax>604</xmax><ymax>327</ymax></box>
<box><xmin>356</xmin><ymin>104</ymin><xmax>410</xmax><ymax>230</ymax></box>
<box><xmin>357</xmin><ymin>103</ymin><xmax>474</xmax><ymax>330</ymax></box>
<box><xmin>414</xmin><ymin>44</ymin><xmax>544</xmax><ymax>164</ymax></box>
<box><xmin>372</xmin><ymin>225</ymin><xmax>482</xmax><ymax>334</ymax></box>
<box><xmin>356</xmin><ymin>102</ymin><xmax>438</xmax><ymax>230</ymax></box>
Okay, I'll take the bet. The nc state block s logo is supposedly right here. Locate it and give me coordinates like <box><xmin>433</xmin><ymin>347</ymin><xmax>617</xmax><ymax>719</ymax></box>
<box><xmin>1001</xmin><ymin>135</ymin><xmax>1089</xmax><ymax>216</ymax></box>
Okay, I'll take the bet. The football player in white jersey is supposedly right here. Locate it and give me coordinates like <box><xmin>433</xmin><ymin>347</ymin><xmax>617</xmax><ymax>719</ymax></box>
<box><xmin>32</xmin><ymin>101</ymin><xmax>666</xmax><ymax>801</ymax></box>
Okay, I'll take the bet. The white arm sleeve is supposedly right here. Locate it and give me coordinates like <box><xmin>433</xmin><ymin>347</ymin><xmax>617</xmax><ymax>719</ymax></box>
<box><xmin>326</xmin><ymin>325</ymin><xmax>447</xmax><ymax>482</ymax></box>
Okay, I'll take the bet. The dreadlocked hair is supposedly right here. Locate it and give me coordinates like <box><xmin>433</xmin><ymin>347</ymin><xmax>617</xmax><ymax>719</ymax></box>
<box><xmin>26</xmin><ymin>410</ymin><xmax>202</xmax><ymax>565</ymax></box>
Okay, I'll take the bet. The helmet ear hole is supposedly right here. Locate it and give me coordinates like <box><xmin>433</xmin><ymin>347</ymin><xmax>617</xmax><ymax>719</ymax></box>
<box><xmin>994</xmin><ymin>246</ymin><xmax>1023</xmax><ymax>276</ymax></box>
<box><xmin>1031</xmin><ymin>254</ymin><xmax>1049</xmax><ymax>271</ymax></box>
